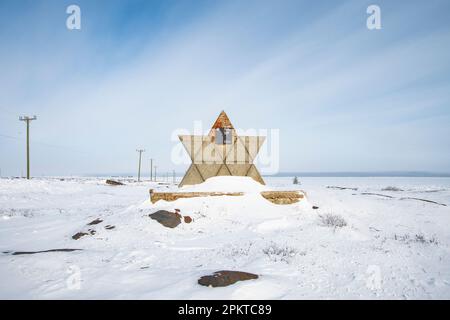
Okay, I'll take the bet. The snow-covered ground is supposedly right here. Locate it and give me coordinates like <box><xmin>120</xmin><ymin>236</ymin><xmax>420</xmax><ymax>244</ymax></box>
<box><xmin>0</xmin><ymin>176</ymin><xmax>449</xmax><ymax>299</ymax></box>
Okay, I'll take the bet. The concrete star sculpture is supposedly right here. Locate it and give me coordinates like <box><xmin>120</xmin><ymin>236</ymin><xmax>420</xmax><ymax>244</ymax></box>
<box><xmin>178</xmin><ymin>111</ymin><xmax>266</xmax><ymax>187</ymax></box>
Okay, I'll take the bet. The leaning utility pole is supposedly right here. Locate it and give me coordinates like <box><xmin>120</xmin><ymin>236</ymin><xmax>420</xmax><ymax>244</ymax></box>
<box><xmin>136</xmin><ymin>149</ymin><xmax>145</xmax><ymax>182</ymax></box>
<box><xmin>19</xmin><ymin>115</ymin><xmax>37</xmax><ymax>179</ymax></box>
<box><xmin>150</xmin><ymin>158</ymin><xmax>153</xmax><ymax>181</ymax></box>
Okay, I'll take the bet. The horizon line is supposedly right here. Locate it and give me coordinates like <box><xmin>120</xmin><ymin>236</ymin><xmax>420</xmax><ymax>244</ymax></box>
<box><xmin>3</xmin><ymin>171</ymin><xmax>450</xmax><ymax>178</ymax></box>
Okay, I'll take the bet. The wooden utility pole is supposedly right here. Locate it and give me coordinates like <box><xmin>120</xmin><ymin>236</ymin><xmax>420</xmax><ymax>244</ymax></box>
<box><xmin>150</xmin><ymin>158</ymin><xmax>153</xmax><ymax>181</ymax></box>
<box><xmin>19</xmin><ymin>115</ymin><xmax>37</xmax><ymax>179</ymax></box>
<box><xmin>136</xmin><ymin>149</ymin><xmax>145</xmax><ymax>182</ymax></box>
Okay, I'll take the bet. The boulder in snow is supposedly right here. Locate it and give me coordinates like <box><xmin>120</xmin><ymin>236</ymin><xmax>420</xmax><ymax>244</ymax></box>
<box><xmin>72</xmin><ymin>232</ymin><xmax>88</xmax><ymax>240</ymax></box>
<box><xmin>106</xmin><ymin>179</ymin><xmax>124</xmax><ymax>186</ymax></box>
<box><xmin>198</xmin><ymin>270</ymin><xmax>258</xmax><ymax>287</ymax></box>
<box><xmin>87</xmin><ymin>218</ymin><xmax>103</xmax><ymax>225</ymax></box>
<box><xmin>149</xmin><ymin>210</ymin><xmax>182</xmax><ymax>228</ymax></box>
<box><xmin>73</xmin><ymin>229</ymin><xmax>96</xmax><ymax>239</ymax></box>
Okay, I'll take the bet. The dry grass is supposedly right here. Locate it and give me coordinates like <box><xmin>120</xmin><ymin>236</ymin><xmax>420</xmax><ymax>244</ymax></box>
<box><xmin>319</xmin><ymin>213</ymin><xmax>347</xmax><ymax>228</ymax></box>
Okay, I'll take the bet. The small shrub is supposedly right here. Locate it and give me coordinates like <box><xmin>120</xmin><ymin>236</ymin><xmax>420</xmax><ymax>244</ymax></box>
<box><xmin>263</xmin><ymin>243</ymin><xmax>297</xmax><ymax>263</ymax></box>
<box><xmin>225</xmin><ymin>242</ymin><xmax>254</xmax><ymax>260</ymax></box>
<box><xmin>319</xmin><ymin>213</ymin><xmax>347</xmax><ymax>228</ymax></box>
<box><xmin>394</xmin><ymin>233</ymin><xmax>438</xmax><ymax>245</ymax></box>
<box><xmin>382</xmin><ymin>186</ymin><xmax>403</xmax><ymax>192</ymax></box>
<box><xmin>293</xmin><ymin>176</ymin><xmax>299</xmax><ymax>185</ymax></box>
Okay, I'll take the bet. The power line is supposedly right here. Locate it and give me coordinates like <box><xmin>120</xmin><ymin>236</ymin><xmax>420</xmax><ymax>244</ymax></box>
<box><xmin>19</xmin><ymin>115</ymin><xmax>37</xmax><ymax>180</ymax></box>
<box><xmin>0</xmin><ymin>132</ymin><xmax>90</xmax><ymax>155</ymax></box>
<box><xmin>0</xmin><ymin>133</ymin><xmax>20</xmax><ymax>140</ymax></box>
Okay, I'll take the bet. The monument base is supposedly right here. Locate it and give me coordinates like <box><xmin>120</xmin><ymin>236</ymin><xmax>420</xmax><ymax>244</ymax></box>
<box><xmin>149</xmin><ymin>189</ymin><xmax>305</xmax><ymax>205</ymax></box>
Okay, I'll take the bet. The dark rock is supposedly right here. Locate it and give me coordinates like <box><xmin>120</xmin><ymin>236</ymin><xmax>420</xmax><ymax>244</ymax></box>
<box><xmin>149</xmin><ymin>210</ymin><xmax>182</xmax><ymax>228</ymax></box>
<box><xmin>174</xmin><ymin>208</ymin><xmax>181</xmax><ymax>213</ymax></box>
<box><xmin>9</xmin><ymin>249</ymin><xmax>82</xmax><ymax>255</ymax></box>
<box><xmin>198</xmin><ymin>270</ymin><xmax>258</xmax><ymax>287</ymax></box>
<box><xmin>87</xmin><ymin>218</ymin><xmax>103</xmax><ymax>225</ymax></box>
<box><xmin>105</xmin><ymin>225</ymin><xmax>115</xmax><ymax>230</ymax></box>
<box><xmin>361</xmin><ymin>192</ymin><xmax>394</xmax><ymax>198</ymax></box>
<box><xmin>312</xmin><ymin>206</ymin><xmax>319</xmax><ymax>210</ymax></box>
<box><xmin>88</xmin><ymin>229</ymin><xmax>96</xmax><ymax>235</ymax></box>
<box><xmin>106</xmin><ymin>179</ymin><xmax>124</xmax><ymax>186</ymax></box>
<box><xmin>399</xmin><ymin>197</ymin><xmax>447</xmax><ymax>206</ymax></box>
<box><xmin>184</xmin><ymin>216</ymin><xmax>193</xmax><ymax>223</ymax></box>
<box><xmin>72</xmin><ymin>232</ymin><xmax>88</xmax><ymax>240</ymax></box>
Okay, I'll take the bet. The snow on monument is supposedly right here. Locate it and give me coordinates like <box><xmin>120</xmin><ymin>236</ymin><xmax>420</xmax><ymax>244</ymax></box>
<box><xmin>178</xmin><ymin>111</ymin><xmax>265</xmax><ymax>187</ymax></box>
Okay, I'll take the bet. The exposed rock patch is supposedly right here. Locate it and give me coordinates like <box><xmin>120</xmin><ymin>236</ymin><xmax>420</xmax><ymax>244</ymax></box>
<box><xmin>149</xmin><ymin>210</ymin><xmax>182</xmax><ymax>228</ymax></box>
<box><xmin>106</xmin><ymin>179</ymin><xmax>124</xmax><ymax>186</ymax></box>
<box><xmin>5</xmin><ymin>249</ymin><xmax>82</xmax><ymax>255</ymax></box>
<box><xmin>184</xmin><ymin>216</ymin><xmax>193</xmax><ymax>223</ymax></box>
<box><xmin>361</xmin><ymin>192</ymin><xmax>394</xmax><ymax>198</ymax></box>
<box><xmin>105</xmin><ymin>225</ymin><xmax>115</xmax><ymax>230</ymax></box>
<box><xmin>198</xmin><ymin>270</ymin><xmax>258</xmax><ymax>287</ymax></box>
<box><xmin>72</xmin><ymin>232</ymin><xmax>88</xmax><ymax>240</ymax></box>
<box><xmin>72</xmin><ymin>228</ymin><xmax>97</xmax><ymax>240</ymax></box>
<box><xmin>87</xmin><ymin>218</ymin><xmax>103</xmax><ymax>225</ymax></box>
<box><xmin>400</xmin><ymin>197</ymin><xmax>447</xmax><ymax>206</ymax></box>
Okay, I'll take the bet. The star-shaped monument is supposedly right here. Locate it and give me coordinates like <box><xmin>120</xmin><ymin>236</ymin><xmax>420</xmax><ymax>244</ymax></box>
<box><xmin>178</xmin><ymin>111</ymin><xmax>266</xmax><ymax>187</ymax></box>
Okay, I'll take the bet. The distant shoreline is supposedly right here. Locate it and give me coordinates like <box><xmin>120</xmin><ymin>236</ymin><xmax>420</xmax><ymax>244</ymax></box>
<box><xmin>78</xmin><ymin>171</ymin><xmax>450</xmax><ymax>178</ymax></box>
<box><xmin>3</xmin><ymin>172</ymin><xmax>450</xmax><ymax>179</ymax></box>
<box><xmin>265</xmin><ymin>172</ymin><xmax>450</xmax><ymax>177</ymax></box>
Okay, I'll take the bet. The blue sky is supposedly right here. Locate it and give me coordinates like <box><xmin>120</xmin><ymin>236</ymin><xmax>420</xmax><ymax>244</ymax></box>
<box><xmin>1</xmin><ymin>0</ymin><xmax>450</xmax><ymax>176</ymax></box>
